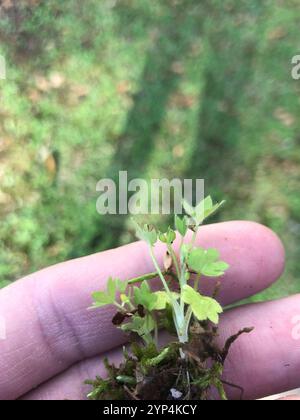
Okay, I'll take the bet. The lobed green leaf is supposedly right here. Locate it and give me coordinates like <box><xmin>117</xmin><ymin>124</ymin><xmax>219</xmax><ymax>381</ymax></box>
<box><xmin>132</xmin><ymin>220</ymin><xmax>157</xmax><ymax>246</ymax></box>
<box><xmin>133</xmin><ymin>281</ymin><xmax>157</xmax><ymax>311</ymax></box>
<box><xmin>91</xmin><ymin>277</ymin><xmax>128</xmax><ymax>309</ymax></box>
<box><xmin>182</xmin><ymin>285</ymin><xmax>223</xmax><ymax>324</ymax></box>
<box><xmin>183</xmin><ymin>195</ymin><xmax>225</xmax><ymax>226</ymax></box>
<box><xmin>174</xmin><ymin>214</ymin><xmax>188</xmax><ymax>237</ymax></box>
<box><xmin>187</xmin><ymin>247</ymin><xmax>229</xmax><ymax>277</ymax></box>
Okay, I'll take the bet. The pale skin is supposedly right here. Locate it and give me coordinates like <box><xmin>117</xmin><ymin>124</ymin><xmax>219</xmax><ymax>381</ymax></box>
<box><xmin>0</xmin><ymin>221</ymin><xmax>299</xmax><ymax>400</ymax></box>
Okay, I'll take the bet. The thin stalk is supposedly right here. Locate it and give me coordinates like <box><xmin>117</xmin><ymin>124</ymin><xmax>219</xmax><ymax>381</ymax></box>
<box><xmin>128</xmin><ymin>271</ymin><xmax>161</xmax><ymax>285</ymax></box>
<box><xmin>179</xmin><ymin>226</ymin><xmax>199</xmax><ymax>313</ymax></box>
<box><xmin>113</xmin><ymin>301</ymin><xmax>125</xmax><ymax>312</ymax></box>
<box><xmin>190</xmin><ymin>227</ymin><xmax>198</xmax><ymax>250</ymax></box>
<box><xmin>184</xmin><ymin>307</ymin><xmax>193</xmax><ymax>329</ymax></box>
<box><xmin>167</xmin><ymin>243</ymin><xmax>181</xmax><ymax>280</ymax></box>
<box><xmin>181</xmin><ymin>275</ymin><xmax>201</xmax><ymax>344</ymax></box>
<box><xmin>180</xmin><ymin>306</ymin><xmax>193</xmax><ymax>346</ymax></box>
<box><xmin>149</xmin><ymin>246</ymin><xmax>173</xmax><ymax>298</ymax></box>
<box><xmin>194</xmin><ymin>273</ymin><xmax>201</xmax><ymax>291</ymax></box>
<box><xmin>154</xmin><ymin>321</ymin><xmax>159</xmax><ymax>349</ymax></box>
<box><xmin>128</xmin><ymin>270</ymin><xmax>177</xmax><ymax>285</ymax></box>
<box><xmin>149</xmin><ymin>246</ymin><xmax>186</xmax><ymax>346</ymax></box>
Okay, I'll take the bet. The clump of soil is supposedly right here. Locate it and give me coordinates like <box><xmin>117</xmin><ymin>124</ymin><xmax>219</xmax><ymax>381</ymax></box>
<box><xmin>86</xmin><ymin>321</ymin><xmax>253</xmax><ymax>400</ymax></box>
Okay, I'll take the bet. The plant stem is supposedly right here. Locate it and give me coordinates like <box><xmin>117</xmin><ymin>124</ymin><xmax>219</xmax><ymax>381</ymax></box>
<box><xmin>128</xmin><ymin>271</ymin><xmax>161</xmax><ymax>284</ymax></box>
<box><xmin>149</xmin><ymin>245</ymin><xmax>186</xmax><ymax>345</ymax></box>
<box><xmin>194</xmin><ymin>273</ymin><xmax>201</xmax><ymax>291</ymax></box>
<box><xmin>190</xmin><ymin>227</ymin><xmax>198</xmax><ymax>250</ymax></box>
<box><xmin>149</xmin><ymin>246</ymin><xmax>173</xmax><ymax>297</ymax></box>
<box><xmin>128</xmin><ymin>270</ymin><xmax>177</xmax><ymax>285</ymax></box>
<box><xmin>113</xmin><ymin>301</ymin><xmax>125</xmax><ymax>311</ymax></box>
<box><xmin>167</xmin><ymin>243</ymin><xmax>181</xmax><ymax>280</ymax></box>
<box><xmin>178</xmin><ymin>228</ymin><xmax>200</xmax><ymax>345</ymax></box>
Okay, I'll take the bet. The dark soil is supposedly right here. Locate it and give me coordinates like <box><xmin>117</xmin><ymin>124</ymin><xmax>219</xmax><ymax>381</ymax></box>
<box><xmin>86</xmin><ymin>321</ymin><xmax>253</xmax><ymax>401</ymax></box>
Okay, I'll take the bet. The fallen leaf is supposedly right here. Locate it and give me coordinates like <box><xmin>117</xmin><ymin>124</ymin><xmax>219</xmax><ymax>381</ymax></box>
<box><xmin>268</xmin><ymin>27</ymin><xmax>287</xmax><ymax>41</ymax></box>
<box><xmin>1</xmin><ymin>0</ymin><xmax>13</xmax><ymax>10</ymax></box>
<box><xmin>68</xmin><ymin>84</ymin><xmax>90</xmax><ymax>104</ymax></box>
<box><xmin>28</xmin><ymin>89</ymin><xmax>41</xmax><ymax>103</ymax></box>
<box><xmin>274</xmin><ymin>108</ymin><xmax>295</xmax><ymax>127</ymax></box>
<box><xmin>163</xmin><ymin>251</ymin><xmax>173</xmax><ymax>271</ymax></box>
<box><xmin>171</xmin><ymin>61</ymin><xmax>185</xmax><ymax>75</ymax></box>
<box><xmin>117</xmin><ymin>80</ymin><xmax>131</xmax><ymax>95</ymax></box>
<box><xmin>49</xmin><ymin>72</ymin><xmax>65</xmax><ymax>89</ymax></box>
<box><xmin>170</xmin><ymin>93</ymin><xmax>196</xmax><ymax>108</ymax></box>
<box><xmin>172</xmin><ymin>144</ymin><xmax>184</xmax><ymax>158</ymax></box>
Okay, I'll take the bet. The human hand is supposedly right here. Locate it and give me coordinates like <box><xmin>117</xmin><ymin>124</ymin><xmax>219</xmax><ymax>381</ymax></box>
<box><xmin>0</xmin><ymin>221</ymin><xmax>299</xmax><ymax>400</ymax></box>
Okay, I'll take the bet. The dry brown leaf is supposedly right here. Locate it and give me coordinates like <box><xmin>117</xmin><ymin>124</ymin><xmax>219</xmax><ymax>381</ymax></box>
<box><xmin>34</xmin><ymin>75</ymin><xmax>51</xmax><ymax>92</ymax></box>
<box><xmin>28</xmin><ymin>89</ymin><xmax>41</xmax><ymax>103</ymax></box>
<box><xmin>268</xmin><ymin>27</ymin><xmax>287</xmax><ymax>41</ymax></box>
<box><xmin>171</xmin><ymin>61</ymin><xmax>185</xmax><ymax>75</ymax></box>
<box><xmin>172</xmin><ymin>144</ymin><xmax>184</xmax><ymax>158</ymax></box>
<box><xmin>1</xmin><ymin>0</ymin><xmax>14</xmax><ymax>10</ymax></box>
<box><xmin>49</xmin><ymin>72</ymin><xmax>65</xmax><ymax>89</ymax></box>
<box><xmin>274</xmin><ymin>107</ymin><xmax>295</xmax><ymax>127</ymax></box>
<box><xmin>117</xmin><ymin>80</ymin><xmax>131</xmax><ymax>95</ymax></box>
<box><xmin>163</xmin><ymin>251</ymin><xmax>173</xmax><ymax>271</ymax></box>
<box><xmin>170</xmin><ymin>93</ymin><xmax>196</xmax><ymax>108</ymax></box>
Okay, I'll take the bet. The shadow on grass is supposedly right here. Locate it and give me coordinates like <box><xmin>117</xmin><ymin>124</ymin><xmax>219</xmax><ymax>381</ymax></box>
<box><xmin>186</xmin><ymin>1</ymin><xmax>268</xmax><ymax>213</ymax></box>
<box><xmin>87</xmin><ymin>1</ymin><xmax>203</xmax><ymax>252</ymax></box>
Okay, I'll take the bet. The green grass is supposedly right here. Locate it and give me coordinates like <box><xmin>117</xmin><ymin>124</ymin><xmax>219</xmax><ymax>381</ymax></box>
<box><xmin>0</xmin><ymin>0</ymin><xmax>300</xmax><ymax>301</ymax></box>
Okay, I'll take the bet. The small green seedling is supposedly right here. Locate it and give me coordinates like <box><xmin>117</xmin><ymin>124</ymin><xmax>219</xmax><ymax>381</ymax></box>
<box><xmin>86</xmin><ymin>196</ymin><xmax>253</xmax><ymax>400</ymax></box>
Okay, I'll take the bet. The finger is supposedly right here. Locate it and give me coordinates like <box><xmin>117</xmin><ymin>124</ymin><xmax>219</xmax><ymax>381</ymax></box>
<box><xmin>277</xmin><ymin>395</ymin><xmax>300</xmax><ymax>400</ymax></box>
<box><xmin>22</xmin><ymin>293</ymin><xmax>300</xmax><ymax>401</ymax></box>
<box><xmin>0</xmin><ymin>221</ymin><xmax>285</xmax><ymax>399</ymax></box>
<box><xmin>219</xmin><ymin>294</ymin><xmax>300</xmax><ymax>400</ymax></box>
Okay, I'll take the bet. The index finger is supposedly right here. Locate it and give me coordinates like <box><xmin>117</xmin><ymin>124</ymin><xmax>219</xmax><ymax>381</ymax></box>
<box><xmin>0</xmin><ymin>221</ymin><xmax>285</xmax><ymax>399</ymax></box>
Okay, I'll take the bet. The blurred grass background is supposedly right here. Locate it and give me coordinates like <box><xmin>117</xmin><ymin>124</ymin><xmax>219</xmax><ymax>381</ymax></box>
<box><xmin>0</xmin><ymin>0</ymin><xmax>300</xmax><ymax>301</ymax></box>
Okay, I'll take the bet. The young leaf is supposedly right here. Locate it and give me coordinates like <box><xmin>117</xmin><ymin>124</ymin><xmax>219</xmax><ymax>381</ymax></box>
<box><xmin>121</xmin><ymin>314</ymin><xmax>155</xmax><ymax>336</ymax></box>
<box><xmin>107</xmin><ymin>277</ymin><xmax>117</xmax><ymax>299</ymax></box>
<box><xmin>182</xmin><ymin>199</ymin><xmax>196</xmax><ymax>219</ymax></box>
<box><xmin>132</xmin><ymin>220</ymin><xmax>157</xmax><ymax>246</ymax></box>
<box><xmin>182</xmin><ymin>285</ymin><xmax>223</xmax><ymax>324</ymax></box>
<box><xmin>90</xmin><ymin>277</ymin><xmax>128</xmax><ymax>309</ymax></box>
<box><xmin>120</xmin><ymin>293</ymin><xmax>130</xmax><ymax>304</ymax></box>
<box><xmin>115</xmin><ymin>278</ymin><xmax>128</xmax><ymax>293</ymax></box>
<box><xmin>174</xmin><ymin>215</ymin><xmax>188</xmax><ymax>237</ymax></box>
<box><xmin>159</xmin><ymin>227</ymin><xmax>176</xmax><ymax>244</ymax></box>
<box><xmin>133</xmin><ymin>281</ymin><xmax>157</xmax><ymax>311</ymax></box>
<box><xmin>91</xmin><ymin>291</ymin><xmax>115</xmax><ymax>308</ymax></box>
<box><xmin>152</xmin><ymin>291</ymin><xmax>180</xmax><ymax>310</ymax></box>
<box><xmin>201</xmin><ymin>195</ymin><xmax>225</xmax><ymax>221</ymax></box>
<box><xmin>183</xmin><ymin>196</ymin><xmax>225</xmax><ymax>226</ymax></box>
<box><xmin>187</xmin><ymin>248</ymin><xmax>229</xmax><ymax>277</ymax></box>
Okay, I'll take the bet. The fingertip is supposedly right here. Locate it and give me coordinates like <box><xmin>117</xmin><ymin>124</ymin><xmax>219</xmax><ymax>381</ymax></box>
<box><xmin>277</xmin><ymin>395</ymin><xmax>300</xmax><ymax>401</ymax></box>
<box><xmin>197</xmin><ymin>221</ymin><xmax>286</xmax><ymax>304</ymax></box>
<box><xmin>242</xmin><ymin>221</ymin><xmax>286</xmax><ymax>287</ymax></box>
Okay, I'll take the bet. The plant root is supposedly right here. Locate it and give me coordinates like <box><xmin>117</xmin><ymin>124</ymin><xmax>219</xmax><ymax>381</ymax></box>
<box><xmin>86</xmin><ymin>322</ymin><xmax>253</xmax><ymax>400</ymax></box>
